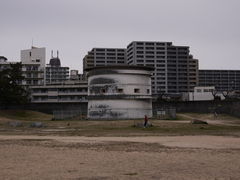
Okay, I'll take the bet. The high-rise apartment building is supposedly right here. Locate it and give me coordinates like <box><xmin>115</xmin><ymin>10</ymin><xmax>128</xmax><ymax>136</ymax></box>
<box><xmin>83</xmin><ymin>48</ymin><xmax>126</xmax><ymax>70</ymax></box>
<box><xmin>199</xmin><ymin>70</ymin><xmax>240</xmax><ymax>91</ymax></box>
<box><xmin>20</xmin><ymin>46</ymin><xmax>46</xmax><ymax>86</ymax></box>
<box><xmin>126</xmin><ymin>41</ymin><xmax>198</xmax><ymax>95</ymax></box>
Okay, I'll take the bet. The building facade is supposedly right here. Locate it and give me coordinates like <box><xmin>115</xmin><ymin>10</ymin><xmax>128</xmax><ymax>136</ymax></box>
<box><xmin>20</xmin><ymin>46</ymin><xmax>46</xmax><ymax>86</ymax></box>
<box><xmin>30</xmin><ymin>80</ymin><xmax>88</xmax><ymax>103</ymax></box>
<box><xmin>0</xmin><ymin>56</ymin><xmax>44</xmax><ymax>86</ymax></box>
<box><xmin>126</xmin><ymin>41</ymin><xmax>198</xmax><ymax>95</ymax></box>
<box><xmin>183</xmin><ymin>86</ymin><xmax>225</xmax><ymax>101</ymax></box>
<box><xmin>83</xmin><ymin>48</ymin><xmax>127</xmax><ymax>71</ymax></box>
<box><xmin>199</xmin><ymin>70</ymin><xmax>240</xmax><ymax>91</ymax></box>
<box><xmin>21</xmin><ymin>46</ymin><xmax>46</xmax><ymax>68</ymax></box>
<box><xmin>87</xmin><ymin>66</ymin><xmax>153</xmax><ymax>119</ymax></box>
<box><xmin>45</xmin><ymin>52</ymin><xmax>69</xmax><ymax>84</ymax></box>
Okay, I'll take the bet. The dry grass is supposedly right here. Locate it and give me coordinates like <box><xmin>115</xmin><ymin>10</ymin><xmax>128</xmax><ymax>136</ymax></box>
<box><xmin>1</xmin><ymin>110</ymin><xmax>240</xmax><ymax>137</ymax></box>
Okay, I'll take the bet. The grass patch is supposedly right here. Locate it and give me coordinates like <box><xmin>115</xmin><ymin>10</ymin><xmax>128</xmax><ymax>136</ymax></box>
<box><xmin>0</xmin><ymin>110</ymin><xmax>52</xmax><ymax>121</ymax></box>
<box><xmin>1</xmin><ymin>112</ymin><xmax>240</xmax><ymax>137</ymax></box>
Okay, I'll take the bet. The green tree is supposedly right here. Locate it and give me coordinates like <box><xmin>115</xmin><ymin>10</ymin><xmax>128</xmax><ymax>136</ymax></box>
<box><xmin>0</xmin><ymin>62</ymin><xmax>30</xmax><ymax>106</ymax></box>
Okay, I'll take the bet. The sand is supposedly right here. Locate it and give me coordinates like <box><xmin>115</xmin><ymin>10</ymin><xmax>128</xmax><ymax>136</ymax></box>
<box><xmin>0</xmin><ymin>135</ymin><xmax>240</xmax><ymax>180</ymax></box>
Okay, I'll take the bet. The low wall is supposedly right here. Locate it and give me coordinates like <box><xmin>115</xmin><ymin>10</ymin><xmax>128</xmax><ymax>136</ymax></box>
<box><xmin>1</xmin><ymin>100</ymin><xmax>240</xmax><ymax>118</ymax></box>
<box><xmin>153</xmin><ymin>100</ymin><xmax>240</xmax><ymax>118</ymax></box>
<box><xmin>0</xmin><ymin>102</ymin><xmax>88</xmax><ymax>114</ymax></box>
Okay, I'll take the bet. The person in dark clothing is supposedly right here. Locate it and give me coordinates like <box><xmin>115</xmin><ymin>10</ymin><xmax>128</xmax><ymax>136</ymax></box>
<box><xmin>144</xmin><ymin>115</ymin><xmax>148</xmax><ymax>127</ymax></box>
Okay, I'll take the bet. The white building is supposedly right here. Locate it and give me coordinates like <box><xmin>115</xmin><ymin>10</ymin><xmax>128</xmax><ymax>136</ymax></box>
<box><xmin>20</xmin><ymin>46</ymin><xmax>46</xmax><ymax>86</ymax></box>
<box><xmin>87</xmin><ymin>66</ymin><xmax>153</xmax><ymax>119</ymax></box>
<box><xmin>21</xmin><ymin>46</ymin><xmax>46</xmax><ymax>68</ymax></box>
<box><xmin>184</xmin><ymin>86</ymin><xmax>225</xmax><ymax>101</ymax></box>
<box><xmin>0</xmin><ymin>55</ymin><xmax>44</xmax><ymax>86</ymax></box>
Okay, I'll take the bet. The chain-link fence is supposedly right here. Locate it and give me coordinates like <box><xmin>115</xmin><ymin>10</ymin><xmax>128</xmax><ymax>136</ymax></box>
<box><xmin>152</xmin><ymin>107</ymin><xmax>176</xmax><ymax>120</ymax></box>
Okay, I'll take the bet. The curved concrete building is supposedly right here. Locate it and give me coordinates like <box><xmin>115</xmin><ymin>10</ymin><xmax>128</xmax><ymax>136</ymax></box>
<box><xmin>86</xmin><ymin>66</ymin><xmax>153</xmax><ymax>119</ymax></box>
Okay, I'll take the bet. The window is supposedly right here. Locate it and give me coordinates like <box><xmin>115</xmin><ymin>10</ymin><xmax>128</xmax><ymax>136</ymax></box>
<box><xmin>197</xmin><ymin>89</ymin><xmax>202</xmax><ymax>93</ymax></box>
<box><xmin>147</xmin><ymin>89</ymin><xmax>150</xmax><ymax>94</ymax></box>
<box><xmin>118</xmin><ymin>88</ymin><xmax>123</xmax><ymax>93</ymax></box>
<box><xmin>134</xmin><ymin>88</ymin><xmax>140</xmax><ymax>93</ymax></box>
<box><xmin>146</xmin><ymin>42</ymin><xmax>154</xmax><ymax>45</ymax></box>
<box><xmin>48</xmin><ymin>96</ymin><xmax>57</xmax><ymax>99</ymax></box>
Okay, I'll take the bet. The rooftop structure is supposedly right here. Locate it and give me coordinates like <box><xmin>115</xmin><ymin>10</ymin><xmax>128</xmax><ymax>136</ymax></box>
<box><xmin>21</xmin><ymin>46</ymin><xmax>46</xmax><ymax>68</ymax></box>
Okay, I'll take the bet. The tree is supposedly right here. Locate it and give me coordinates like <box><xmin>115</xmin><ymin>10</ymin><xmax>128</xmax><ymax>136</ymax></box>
<box><xmin>0</xmin><ymin>63</ymin><xmax>30</xmax><ymax>106</ymax></box>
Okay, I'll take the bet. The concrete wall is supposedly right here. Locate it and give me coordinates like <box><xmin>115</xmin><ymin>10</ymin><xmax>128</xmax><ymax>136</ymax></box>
<box><xmin>2</xmin><ymin>101</ymin><xmax>240</xmax><ymax>119</ymax></box>
<box><xmin>153</xmin><ymin>100</ymin><xmax>240</xmax><ymax>115</ymax></box>
<box><xmin>0</xmin><ymin>102</ymin><xmax>88</xmax><ymax>115</ymax></box>
<box><xmin>88</xmin><ymin>99</ymin><xmax>152</xmax><ymax>119</ymax></box>
<box><xmin>88</xmin><ymin>73</ymin><xmax>151</xmax><ymax>96</ymax></box>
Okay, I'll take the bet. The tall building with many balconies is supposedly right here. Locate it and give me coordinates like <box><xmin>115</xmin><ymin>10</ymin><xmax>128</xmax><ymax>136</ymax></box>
<box><xmin>0</xmin><ymin>47</ymin><xmax>46</xmax><ymax>86</ymax></box>
<box><xmin>83</xmin><ymin>48</ymin><xmax>127</xmax><ymax>71</ymax></box>
<box><xmin>126</xmin><ymin>41</ymin><xmax>198</xmax><ymax>95</ymax></box>
<box><xmin>20</xmin><ymin>46</ymin><xmax>46</xmax><ymax>86</ymax></box>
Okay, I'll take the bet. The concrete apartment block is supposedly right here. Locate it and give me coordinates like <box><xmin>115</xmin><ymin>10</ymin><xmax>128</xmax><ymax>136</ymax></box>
<box><xmin>0</xmin><ymin>56</ymin><xmax>44</xmax><ymax>86</ymax></box>
<box><xmin>45</xmin><ymin>52</ymin><xmax>69</xmax><ymax>84</ymax></box>
<box><xmin>199</xmin><ymin>70</ymin><xmax>240</xmax><ymax>91</ymax></box>
<box><xmin>30</xmin><ymin>80</ymin><xmax>88</xmax><ymax>103</ymax></box>
<box><xmin>126</xmin><ymin>41</ymin><xmax>198</xmax><ymax>95</ymax></box>
<box><xmin>83</xmin><ymin>48</ymin><xmax>127</xmax><ymax>71</ymax></box>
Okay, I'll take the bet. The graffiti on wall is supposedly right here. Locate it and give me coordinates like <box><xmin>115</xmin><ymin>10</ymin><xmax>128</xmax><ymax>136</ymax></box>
<box><xmin>89</xmin><ymin>104</ymin><xmax>124</xmax><ymax>118</ymax></box>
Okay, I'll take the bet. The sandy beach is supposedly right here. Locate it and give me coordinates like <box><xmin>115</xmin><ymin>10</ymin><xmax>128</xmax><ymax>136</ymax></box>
<box><xmin>0</xmin><ymin>135</ymin><xmax>240</xmax><ymax>180</ymax></box>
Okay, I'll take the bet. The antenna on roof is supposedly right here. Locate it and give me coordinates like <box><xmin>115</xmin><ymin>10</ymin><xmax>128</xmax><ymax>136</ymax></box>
<box><xmin>57</xmin><ymin>50</ymin><xmax>59</xmax><ymax>58</ymax></box>
<box><xmin>31</xmin><ymin>38</ymin><xmax>33</xmax><ymax>48</ymax></box>
<box><xmin>51</xmin><ymin>50</ymin><xmax>53</xmax><ymax>58</ymax></box>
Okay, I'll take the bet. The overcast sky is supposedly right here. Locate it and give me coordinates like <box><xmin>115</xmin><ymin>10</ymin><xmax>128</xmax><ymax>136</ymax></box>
<box><xmin>0</xmin><ymin>0</ymin><xmax>240</xmax><ymax>72</ymax></box>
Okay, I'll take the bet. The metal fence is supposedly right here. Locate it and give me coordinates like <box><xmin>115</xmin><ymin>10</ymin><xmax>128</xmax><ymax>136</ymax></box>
<box><xmin>52</xmin><ymin>109</ymin><xmax>87</xmax><ymax>120</ymax></box>
<box><xmin>152</xmin><ymin>107</ymin><xmax>176</xmax><ymax>120</ymax></box>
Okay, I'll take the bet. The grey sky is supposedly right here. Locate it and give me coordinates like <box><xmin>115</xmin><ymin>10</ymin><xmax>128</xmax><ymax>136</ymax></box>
<box><xmin>0</xmin><ymin>0</ymin><xmax>240</xmax><ymax>72</ymax></box>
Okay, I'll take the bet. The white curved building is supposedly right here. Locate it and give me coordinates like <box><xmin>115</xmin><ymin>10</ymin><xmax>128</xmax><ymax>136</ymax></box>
<box><xmin>86</xmin><ymin>66</ymin><xmax>153</xmax><ymax>119</ymax></box>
